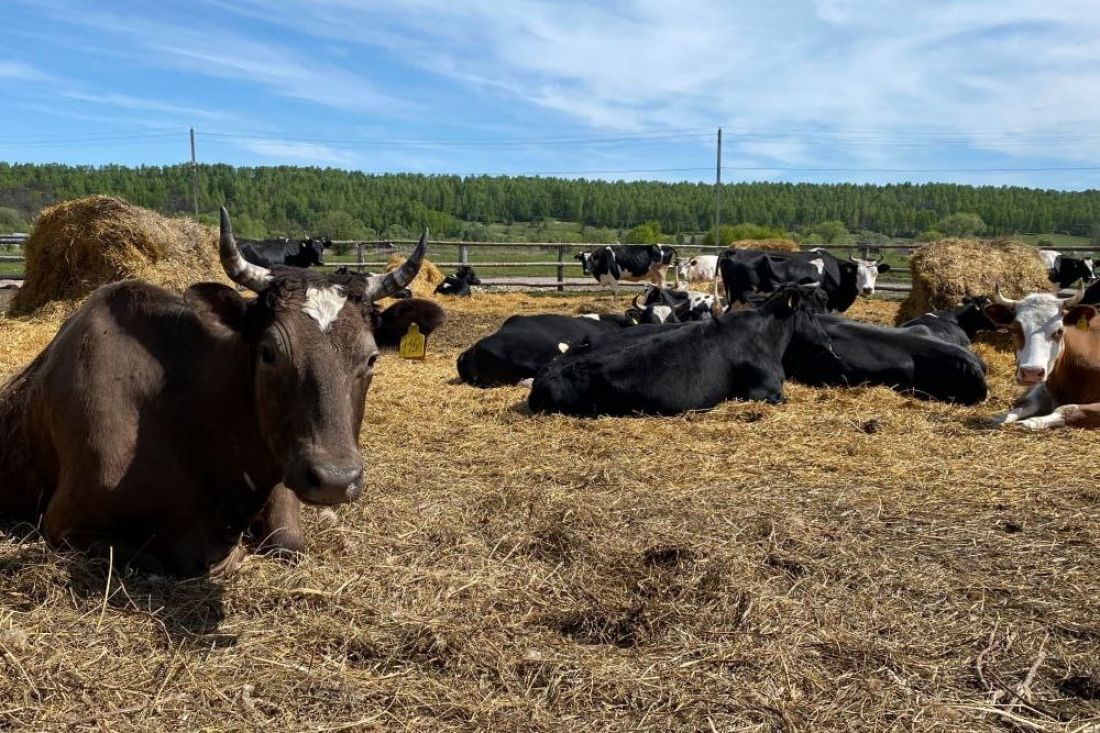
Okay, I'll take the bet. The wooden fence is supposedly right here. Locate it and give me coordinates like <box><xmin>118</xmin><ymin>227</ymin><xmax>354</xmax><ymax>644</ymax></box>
<box><xmin>2</xmin><ymin>234</ymin><xmax>1097</xmax><ymax>294</ymax></box>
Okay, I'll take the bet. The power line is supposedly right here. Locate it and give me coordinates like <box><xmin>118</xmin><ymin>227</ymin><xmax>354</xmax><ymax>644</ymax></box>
<box><xmin>721</xmin><ymin>165</ymin><xmax>1100</xmax><ymax>173</ymax></box>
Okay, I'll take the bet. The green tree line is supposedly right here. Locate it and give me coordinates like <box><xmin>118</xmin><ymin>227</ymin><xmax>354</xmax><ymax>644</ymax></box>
<box><xmin>1</xmin><ymin>162</ymin><xmax>1098</xmax><ymax>239</ymax></box>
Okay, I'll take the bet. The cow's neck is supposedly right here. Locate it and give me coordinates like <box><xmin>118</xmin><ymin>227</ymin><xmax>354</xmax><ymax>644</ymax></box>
<box><xmin>193</xmin><ymin>338</ymin><xmax>283</xmax><ymax>517</ymax></box>
<box><xmin>1046</xmin><ymin>329</ymin><xmax>1100</xmax><ymax>405</ymax></box>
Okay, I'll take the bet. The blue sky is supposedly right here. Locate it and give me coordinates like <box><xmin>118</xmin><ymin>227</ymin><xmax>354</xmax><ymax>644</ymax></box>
<box><xmin>3</xmin><ymin>0</ymin><xmax>1100</xmax><ymax>189</ymax></box>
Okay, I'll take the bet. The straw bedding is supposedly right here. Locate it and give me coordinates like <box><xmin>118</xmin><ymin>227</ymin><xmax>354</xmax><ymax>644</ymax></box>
<box><xmin>897</xmin><ymin>237</ymin><xmax>1050</xmax><ymax>323</ymax></box>
<box><xmin>730</xmin><ymin>238</ymin><xmax>800</xmax><ymax>252</ymax></box>
<box><xmin>11</xmin><ymin>196</ymin><xmax>227</xmax><ymax>316</ymax></box>
<box><xmin>0</xmin><ymin>292</ymin><xmax>1097</xmax><ymax>731</ymax></box>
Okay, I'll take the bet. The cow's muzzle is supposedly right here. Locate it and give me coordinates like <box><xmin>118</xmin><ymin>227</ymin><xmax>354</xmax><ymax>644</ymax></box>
<box><xmin>287</xmin><ymin>460</ymin><xmax>364</xmax><ymax>504</ymax></box>
<box><xmin>1016</xmin><ymin>366</ymin><xmax>1046</xmax><ymax>386</ymax></box>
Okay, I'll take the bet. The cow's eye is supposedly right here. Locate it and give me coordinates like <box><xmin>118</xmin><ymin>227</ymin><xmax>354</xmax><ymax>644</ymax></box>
<box><xmin>1051</xmin><ymin>328</ymin><xmax>1064</xmax><ymax>341</ymax></box>
<box><xmin>259</xmin><ymin>343</ymin><xmax>277</xmax><ymax>364</ymax></box>
<box><xmin>364</xmin><ymin>353</ymin><xmax>379</xmax><ymax>370</ymax></box>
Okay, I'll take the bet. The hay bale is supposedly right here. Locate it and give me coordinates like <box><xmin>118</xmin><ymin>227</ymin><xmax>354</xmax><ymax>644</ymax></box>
<box><xmin>11</xmin><ymin>196</ymin><xmax>226</xmax><ymax>316</ymax></box>
<box><xmin>729</xmin><ymin>238</ymin><xmax>800</xmax><ymax>253</ymax></box>
<box><xmin>385</xmin><ymin>253</ymin><xmax>444</xmax><ymax>298</ymax></box>
<box><xmin>896</xmin><ymin>237</ymin><xmax>1050</xmax><ymax>323</ymax></box>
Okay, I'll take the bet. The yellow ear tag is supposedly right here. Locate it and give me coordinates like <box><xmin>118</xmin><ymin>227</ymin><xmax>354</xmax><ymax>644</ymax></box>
<box><xmin>1078</xmin><ymin>316</ymin><xmax>1090</xmax><ymax>331</ymax></box>
<box><xmin>398</xmin><ymin>323</ymin><xmax>426</xmax><ymax>359</ymax></box>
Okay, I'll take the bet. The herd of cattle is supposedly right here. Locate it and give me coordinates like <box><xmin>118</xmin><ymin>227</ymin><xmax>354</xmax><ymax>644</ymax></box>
<box><xmin>2</xmin><ymin>219</ymin><xmax>1100</xmax><ymax>577</ymax></box>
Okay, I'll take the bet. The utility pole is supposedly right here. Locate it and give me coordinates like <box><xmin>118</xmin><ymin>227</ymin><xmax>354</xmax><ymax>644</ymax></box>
<box><xmin>190</xmin><ymin>127</ymin><xmax>199</xmax><ymax>217</ymax></box>
<box><xmin>714</xmin><ymin>127</ymin><xmax>722</xmax><ymax>247</ymax></box>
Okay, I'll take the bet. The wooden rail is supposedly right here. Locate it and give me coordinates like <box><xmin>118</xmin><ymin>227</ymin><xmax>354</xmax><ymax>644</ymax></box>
<box><xmin>3</xmin><ymin>233</ymin><xmax>1098</xmax><ymax>295</ymax></box>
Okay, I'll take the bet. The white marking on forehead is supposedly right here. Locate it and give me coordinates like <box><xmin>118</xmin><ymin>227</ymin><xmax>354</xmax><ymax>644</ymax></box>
<box><xmin>557</xmin><ymin>342</ymin><xmax>570</xmax><ymax>353</ymax></box>
<box><xmin>1010</xmin><ymin>293</ymin><xmax>1068</xmax><ymax>378</ymax></box>
<box><xmin>302</xmin><ymin>286</ymin><xmax>347</xmax><ymax>331</ymax></box>
<box><xmin>650</xmin><ymin>304</ymin><xmax>673</xmax><ymax>323</ymax></box>
<box><xmin>808</xmin><ymin>258</ymin><xmax>825</xmax><ymax>275</ymax></box>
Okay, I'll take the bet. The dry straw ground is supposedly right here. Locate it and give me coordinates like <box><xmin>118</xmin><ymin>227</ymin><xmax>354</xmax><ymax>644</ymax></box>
<box><xmin>0</xmin><ymin>291</ymin><xmax>1098</xmax><ymax>732</ymax></box>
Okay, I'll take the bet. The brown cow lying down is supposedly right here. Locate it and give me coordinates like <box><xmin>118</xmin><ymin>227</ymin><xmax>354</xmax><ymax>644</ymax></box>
<box><xmin>0</xmin><ymin>208</ymin><xmax>445</xmax><ymax>576</ymax></box>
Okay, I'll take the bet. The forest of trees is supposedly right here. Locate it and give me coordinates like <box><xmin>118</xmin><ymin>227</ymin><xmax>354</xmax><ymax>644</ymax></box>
<box><xmin>0</xmin><ymin>162</ymin><xmax>1098</xmax><ymax>241</ymax></box>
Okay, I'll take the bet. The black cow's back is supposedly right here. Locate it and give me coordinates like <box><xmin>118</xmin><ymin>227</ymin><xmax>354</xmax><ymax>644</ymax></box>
<box><xmin>784</xmin><ymin>316</ymin><xmax>987</xmax><ymax>404</ymax></box>
<box><xmin>529</xmin><ymin>309</ymin><xmax>791</xmax><ymax>416</ymax></box>
<box><xmin>457</xmin><ymin>314</ymin><xmax>625</xmax><ymax>387</ymax></box>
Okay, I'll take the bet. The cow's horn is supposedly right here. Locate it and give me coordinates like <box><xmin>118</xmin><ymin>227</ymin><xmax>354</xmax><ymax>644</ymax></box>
<box><xmin>992</xmin><ymin>283</ymin><xmax>1018</xmax><ymax>307</ymax></box>
<box><xmin>220</xmin><ymin>206</ymin><xmax>272</xmax><ymax>292</ymax></box>
<box><xmin>1063</xmin><ymin>283</ymin><xmax>1086</xmax><ymax>308</ymax></box>
<box><xmin>364</xmin><ymin>229</ymin><xmax>427</xmax><ymax>301</ymax></box>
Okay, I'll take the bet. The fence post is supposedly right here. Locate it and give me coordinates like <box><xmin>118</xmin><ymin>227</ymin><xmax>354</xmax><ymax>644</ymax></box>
<box><xmin>356</xmin><ymin>243</ymin><xmax>364</xmax><ymax>274</ymax></box>
<box><xmin>557</xmin><ymin>244</ymin><xmax>565</xmax><ymax>292</ymax></box>
<box><xmin>459</xmin><ymin>243</ymin><xmax>469</xmax><ymax>266</ymax></box>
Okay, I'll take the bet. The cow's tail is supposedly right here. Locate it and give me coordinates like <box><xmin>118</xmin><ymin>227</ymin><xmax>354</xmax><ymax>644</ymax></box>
<box><xmin>711</xmin><ymin>266</ymin><xmax>725</xmax><ymax>315</ymax></box>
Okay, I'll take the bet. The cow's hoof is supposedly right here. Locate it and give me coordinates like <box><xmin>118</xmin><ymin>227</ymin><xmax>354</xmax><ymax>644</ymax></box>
<box><xmin>1015</xmin><ymin>418</ymin><xmax>1050</xmax><ymax>431</ymax></box>
<box><xmin>257</xmin><ymin>528</ymin><xmax>305</xmax><ymax>562</ymax></box>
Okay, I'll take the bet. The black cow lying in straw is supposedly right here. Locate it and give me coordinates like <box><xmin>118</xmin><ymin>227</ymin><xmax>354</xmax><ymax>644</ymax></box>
<box><xmin>435</xmin><ymin>265</ymin><xmax>481</xmax><ymax>297</ymax></box>
<box><xmin>528</xmin><ymin>284</ymin><xmax>828</xmax><ymax>416</ymax></box>
<box><xmin>457</xmin><ymin>313</ymin><xmax>635</xmax><ymax>387</ymax></box>
<box><xmin>238</xmin><ymin>236</ymin><xmax>332</xmax><ymax>269</ymax></box>
<box><xmin>898</xmin><ymin>297</ymin><xmax>995</xmax><ymax>347</ymax></box>
<box><xmin>783</xmin><ymin>315</ymin><xmax>988</xmax><ymax>404</ymax></box>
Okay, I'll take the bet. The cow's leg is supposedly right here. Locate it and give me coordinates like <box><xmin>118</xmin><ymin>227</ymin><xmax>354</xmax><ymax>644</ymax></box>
<box><xmin>652</xmin><ymin>266</ymin><xmax>667</xmax><ymax>289</ymax></box>
<box><xmin>253</xmin><ymin>484</ymin><xmax>305</xmax><ymax>557</ymax></box>
<box><xmin>44</xmin><ymin>514</ymin><xmax>167</xmax><ymax>576</ymax></box>
<box><xmin>1018</xmin><ymin>402</ymin><xmax>1100</xmax><ymax>430</ymax></box>
<box><xmin>988</xmin><ymin>384</ymin><xmax>1053</xmax><ymax>426</ymax></box>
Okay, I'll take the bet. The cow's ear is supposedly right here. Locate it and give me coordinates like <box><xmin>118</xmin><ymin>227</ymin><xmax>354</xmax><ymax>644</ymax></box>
<box><xmin>876</xmin><ymin>263</ymin><xmax>891</xmax><ymax>273</ymax></box>
<box><xmin>374</xmin><ymin>298</ymin><xmax>447</xmax><ymax>348</ymax></box>
<box><xmin>185</xmin><ymin>283</ymin><xmax>250</xmax><ymax>336</ymax></box>
<box><xmin>983</xmin><ymin>303</ymin><xmax>1016</xmax><ymax>327</ymax></box>
<box><xmin>1063</xmin><ymin>304</ymin><xmax>1097</xmax><ymax>328</ymax></box>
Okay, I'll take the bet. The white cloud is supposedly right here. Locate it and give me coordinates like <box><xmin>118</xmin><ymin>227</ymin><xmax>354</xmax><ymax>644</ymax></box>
<box><xmin>59</xmin><ymin>90</ymin><xmax>235</xmax><ymax>123</ymax></box>
<box><xmin>0</xmin><ymin>59</ymin><xmax>54</xmax><ymax>82</ymax></box>
<box><xmin>236</xmin><ymin>139</ymin><xmax>360</xmax><ymax>167</ymax></box>
<box><xmin>26</xmin><ymin>2</ymin><xmax>414</xmax><ymax>117</ymax></box>
<box><xmin>210</xmin><ymin>0</ymin><xmax>1100</xmax><ymax>170</ymax></box>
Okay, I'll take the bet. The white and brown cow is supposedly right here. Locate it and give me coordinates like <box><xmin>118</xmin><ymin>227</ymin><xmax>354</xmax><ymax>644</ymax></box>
<box><xmin>983</xmin><ymin>285</ymin><xmax>1100</xmax><ymax>429</ymax></box>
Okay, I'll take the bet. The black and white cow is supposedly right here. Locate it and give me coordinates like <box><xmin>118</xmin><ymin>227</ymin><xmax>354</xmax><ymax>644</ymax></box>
<box><xmin>528</xmin><ymin>284</ymin><xmax>828</xmax><ymax>416</ymax></box>
<box><xmin>719</xmin><ymin>249</ymin><xmax>885</xmax><ymax>312</ymax></box>
<box><xmin>435</xmin><ymin>266</ymin><xmax>482</xmax><ymax>297</ymax></box>
<box><xmin>1040</xmin><ymin>249</ymin><xmax>1095</xmax><ymax>289</ymax></box>
<box><xmin>238</xmin><ymin>237</ymin><xmax>332</xmax><ymax>269</ymax></box>
<box><xmin>782</xmin><ymin>315</ymin><xmax>988</xmax><ymax>404</ymax></box>
<box><xmin>587</xmin><ymin>244</ymin><xmax>678</xmax><ymax>301</ymax></box>
<box><xmin>628</xmin><ymin>285</ymin><xmax>717</xmax><ymax>324</ymax></box>
<box><xmin>575</xmin><ymin>251</ymin><xmax>594</xmax><ymax>276</ymax></box>
<box><xmin>898</xmin><ymin>297</ymin><xmax>995</xmax><ymax>347</ymax></box>
<box><xmin>456</xmin><ymin>313</ymin><xmax>634</xmax><ymax>387</ymax></box>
